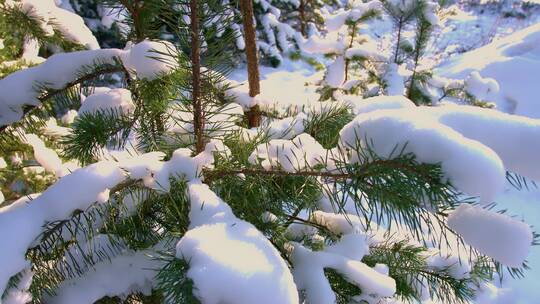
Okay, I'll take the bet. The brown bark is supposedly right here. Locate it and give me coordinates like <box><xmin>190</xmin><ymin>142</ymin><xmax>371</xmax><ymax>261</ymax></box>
<box><xmin>191</xmin><ymin>0</ymin><xmax>204</xmax><ymax>153</ymax></box>
<box><xmin>239</xmin><ymin>0</ymin><xmax>261</xmax><ymax>128</ymax></box>
<box><xmin>299</xmin><ymin>0</ymin><xmax>306</xmax><ymax>36</ymax></box>
<box><xmin>247</xmin><ymin>104</ymin><xmax>261</xmax><ymax>128</ymax></box>
<box><xmin>120</xmin><ymin>0</ymin><xmax>145</xmax><ymax>42</ymax></box>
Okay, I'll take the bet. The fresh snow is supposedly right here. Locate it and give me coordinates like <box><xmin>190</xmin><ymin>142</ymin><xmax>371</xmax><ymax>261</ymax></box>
<box><xmin>5</xmin><ymin>0</ymin><xmax>100</xmax><ymax>50</ymax></box>
<box><xmin>340</xmin><ymin>106</ymin><xmax>507</xmax><ymax>204</ymax></box>
<box><xmin>2</xmin><ymin>1</ymin><xmax>540</xmax><ymax>303</ymax></box>
<box><xmin>437</xmin><ymin>22</ymin><xmax>540</xmax><ymax>118</ymax></box>
<box><xmin>425</xmin><ymin>104</ymin><xmax>540</xmax><ymax>181</ymax></box>
<box><xmin>176</xmin><ymin>181</ymin><xmax>299</xmax><ymax>304</ymax></box>
<box><xmin>0</xmin><ymin>162</ymin><xmax>125</xmax><ymax>295</ymax></box>
<box><xmin>0</xmin><ymin>49</ymin><xmax>123</xmax><ymax>126</ymax></box>
<box><xmin>45</xmin><ymin>250</ymin><xmax>160</xmax><ymax>304</ymax></box>
<box><xmin>121</xmin><ymin>40</ymin><xmax>179</xmax><ymax>80</ymax></box>
<box><xmin>78</xmin><ymin>88</ymin><xmax>134</xmax><ymax>116</ymax></box>
<box><xmin>448</xmin><ymin>204</ymin><xmax>533</xmax><ymax>268</ymax></box>
<box><xmin>0</xmin><ymin>40</ymin><xmax>178</xmax><ymax>127</ymax></box>
<box><xmin>248</xmin><ymin>133</ymin><xmax>327</xmax><ymax>172</ymax></box>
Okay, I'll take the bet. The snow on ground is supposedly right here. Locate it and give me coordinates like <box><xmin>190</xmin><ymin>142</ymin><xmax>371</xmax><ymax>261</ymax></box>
<box><xmin>364</xmin><ymin>1</ymin><xmax>540</xmax><ymax>63</ymax></box>
<box><xmin>437</xmin><ymin>22</ymin><xmax>540</xmax><ymax>118</ymax></box>
<box><xmin>228</xmin><ymin>59</ymin><xmax>323</xmax><ymax>112</ymax></box>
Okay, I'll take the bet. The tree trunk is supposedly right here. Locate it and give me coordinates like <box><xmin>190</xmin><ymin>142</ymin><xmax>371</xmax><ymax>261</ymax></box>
<box><xmin>191</xmin><ymin>0</ymin><xmax>204</xmax><ymax>153</ymax></box>
<box><xmin>120</xmin><ymin>0</ymin><xmax>145</xmax><ymax>42</ymax></box>
<box><xmin>239</xmin><ymin>0</ymin><xmax>261</xmax><ymax>128</ymax></box>
<box><xmin>299</xmin><ymin>0</ymin><xmax>306</xmax><ymax>36</ymax></box>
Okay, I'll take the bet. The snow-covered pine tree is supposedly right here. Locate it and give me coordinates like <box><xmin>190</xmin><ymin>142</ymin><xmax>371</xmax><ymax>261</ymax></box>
<box><xmin>73</xmin><ymin>0</ymin><xmax>309</xmax><ymax>67</ymax></box>
<box><xmin>0</xmin><ymin>1</ymin><xmax>538</xmax><ymax>304</ymax></box>
<box><xmin>303</xmin><ymin>0</ymin><xmax>504</xmax><ymax>108</ymax></box>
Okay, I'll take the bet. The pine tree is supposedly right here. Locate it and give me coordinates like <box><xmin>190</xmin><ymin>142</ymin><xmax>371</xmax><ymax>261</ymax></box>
<box><xmin>0</xmin><ymin>1</ymin><xmax>538</xmax><ymax>304</ymax></box>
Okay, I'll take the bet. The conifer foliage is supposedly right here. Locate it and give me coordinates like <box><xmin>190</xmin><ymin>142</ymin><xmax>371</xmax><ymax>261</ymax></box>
<box><xmin>0</xmin><ymin>1</ymin><xmax>539</xmax><ymax>304</ymax></box>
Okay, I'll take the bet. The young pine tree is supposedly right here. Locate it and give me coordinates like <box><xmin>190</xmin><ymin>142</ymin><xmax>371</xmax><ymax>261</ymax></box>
<box><xmin>0</xmin><ymin>1</ymin><xmax>538</xmax><ymax>304</ymax></box>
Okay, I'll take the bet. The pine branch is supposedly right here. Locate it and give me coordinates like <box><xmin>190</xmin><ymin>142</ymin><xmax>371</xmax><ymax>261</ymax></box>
<box><xmin>204</xmin><ymin>158</ymin><xmax>440</xmax><ymax>185</ymax></box>
<box><xmin>363</xmin><ymin>240</ymin><xmax>490</xmax><ymax>304</ymax></box>
<box><xmin>156</xmin><ymin>252</ymin><xmax>200</xmax><ymax>304</ymax></box>
<box><xmin>0</xmin><ymin>64</ymin><xmax>125</xmax><ymax>133</ymax></box>
<box><xmin>62</xmin><ymin>108</ymin><xmax>134</xmax><ymax>165</ymax></box>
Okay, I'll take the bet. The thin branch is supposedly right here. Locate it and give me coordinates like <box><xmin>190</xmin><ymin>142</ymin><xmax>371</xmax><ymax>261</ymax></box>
<box><xmin>204</xmin><ymin>168</ymin><xmax>353</xmax><ymax>182</ymax></box>
<box><xmin>191</xmin><ymin>0</ymin><xmax>204</xmax><ymax>154</ymax></box>
<box><xmin>203</xmin><ymin>158</ymin><xmax>435</xmax><ymax>183</ymax></box>
<box><xmin>344</xmin><ymin>22</ymin><xmax>358</xmax><ymax>83</ymax></box>
<box><xmin>394</xmin><ymin>17</ymin><xmax>403</xmax><ymax>63</ymax></box>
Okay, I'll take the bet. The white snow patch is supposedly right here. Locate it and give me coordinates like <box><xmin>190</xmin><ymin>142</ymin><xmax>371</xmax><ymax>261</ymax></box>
<box><xmin>176</xmin><ymin>181</ymin><xmax>299</xmax><ymax>304</ymax></box>
<box><xmin>78</xmin><ymin>88</ymin><xmax>134</xmax><ymax>116</ymax></box>
<box><xmin>340</xmin><ymin>107</ymin><xmax>506</xmax><ymax>203</ymax></box>
<box><xmin>448</xmin><ymin>204</ymin><xmax>533</xmax><ymax>267</ymax></box>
